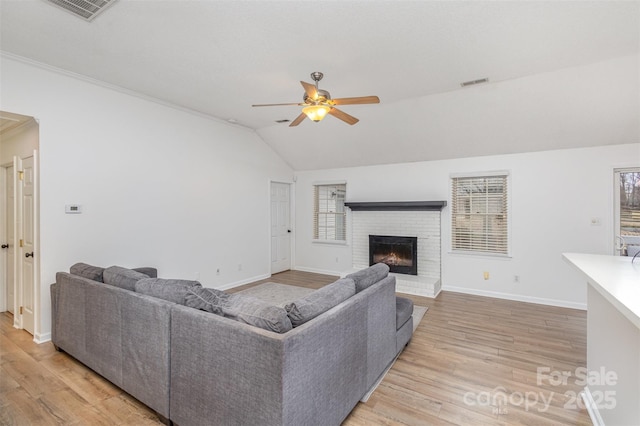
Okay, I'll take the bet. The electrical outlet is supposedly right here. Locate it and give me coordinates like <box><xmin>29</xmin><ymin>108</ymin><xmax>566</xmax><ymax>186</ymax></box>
<box><xmin>238</xmin><ymin>263</ymin><xmax>242</xmax><ymax>271</ymax></box>
<box><xmin>483</xmin><ymin>271</ymin><xmax>490</xmax><ymax>280</ymax></box>
<box><xmin>514</xmin><ymin>275</ymin><xmax>520</xmax><ymax>283</ymax></box>
<box><xmin>335</xmin><ymin>257</ymin><xmax>339</xmax><ymax>263</ymax></box>
<box><xmin>216</xmin><ymin>268</ymin><xmax>220</xmax><ymax>275</ymax></box>
<box><xmin>194</xmin><ymin>272</ymin><xmax>200</xmax><ymax>280</ymax></box>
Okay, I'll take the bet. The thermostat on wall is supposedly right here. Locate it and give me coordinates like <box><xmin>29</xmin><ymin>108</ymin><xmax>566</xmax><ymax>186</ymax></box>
<box><xmin>65</xmin><ymin>204</ymin><xmax>82</xmax><ymax>214</ymax></box>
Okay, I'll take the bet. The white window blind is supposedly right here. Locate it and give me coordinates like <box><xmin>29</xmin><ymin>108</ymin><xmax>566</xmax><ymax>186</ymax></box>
<box><xmin>451</xmin><ymin>174</ymin><xmax>508</xmax><ymax>255</ymax></box>
<box><xmin>313</xmin><ymin>184</ymin><xmax>346</xmax><ymax>241</ymax></box>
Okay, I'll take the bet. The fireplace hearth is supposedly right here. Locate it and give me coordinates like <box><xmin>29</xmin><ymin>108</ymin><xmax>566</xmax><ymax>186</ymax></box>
<box><xmin>369</xmin><ymin>235</ymin><xmax>418</xmax><ymax>275</ymax></box>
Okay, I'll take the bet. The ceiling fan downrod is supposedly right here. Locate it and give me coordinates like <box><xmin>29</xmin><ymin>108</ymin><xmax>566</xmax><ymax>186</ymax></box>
<box><xmin>310</xmin><ymin>71</ymin><xmax>323</xmax><ymax>89</ymax></box>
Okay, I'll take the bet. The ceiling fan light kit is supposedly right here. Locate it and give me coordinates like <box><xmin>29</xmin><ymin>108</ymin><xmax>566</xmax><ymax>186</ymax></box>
<box><xmin>302</xmin><ymin>104</ymin><xmax>330</xmax><ymax>122</ymax></box>
<box><xmin>252</xmin><ymin>71</ymin><xmax>380</xmax><ymax>127</ymax></box>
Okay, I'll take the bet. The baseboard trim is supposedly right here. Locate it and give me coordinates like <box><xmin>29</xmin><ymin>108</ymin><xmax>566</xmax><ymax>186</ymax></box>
<box><xmin>293</xmin><ymin>266</ymin><xmax>342</xmax><ymax>277</ymax></box>
<box><xmin>582</xmin><ymin>387</ymin><xmax>605</xmax><ymax>426</ymax></box>
<box><xmin>35</xmin><ymin>332</ymin><xmax>51</xmax><ymax>344</ymax></box>
<box><xmin>442</xmin><ymin>285</ymin><xmax>587</xmax><ymax>310</ymax></box>
<box><xmin>216</xmin><ymin>273</ymin><xmax>271</xmax><ymax>291</ymax></box>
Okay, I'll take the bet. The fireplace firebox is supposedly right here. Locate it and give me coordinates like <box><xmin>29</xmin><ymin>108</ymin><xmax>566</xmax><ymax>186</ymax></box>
<box><xmin>369</xmin><ymin>235</ymin><xmax>418</xmax><ymax>275</ymax></box>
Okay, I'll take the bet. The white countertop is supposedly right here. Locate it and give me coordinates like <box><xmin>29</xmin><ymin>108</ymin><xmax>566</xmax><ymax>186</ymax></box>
<box><xmin>563</xmin><ymin>253</ymin><xmax>640</xmax><ymax>329</ymax></box>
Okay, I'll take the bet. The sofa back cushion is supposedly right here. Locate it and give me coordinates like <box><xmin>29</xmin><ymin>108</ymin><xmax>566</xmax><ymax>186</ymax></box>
<box><xmin>184</xmin><ymin>287</ymin><xmax>292</xmax><ymax>334</ymax></box>
<box><xmin>224</xmin><ymin>294</ymin><xmax>293</xmax><ymax>334</ymax></box>
<box><xmin>70</xmin><ymin>263</ymin><xmax>105</xmax><ymax>282</ymax></box>
<box><xmin>184</xmin><ymin>286</ymin><xmax>228</xmax><ymax>315</ymax></box>
<box><xmin>135</xmin><ymin>278</ymin><xmax>202</xmax><ymax>305</ymax></box>
<box><xmin>132</xmin><ymin>267</ymin><xmax>158</xmax><ymax>278</ymax></box>
<box><xmin>103</xmin><ymin>266</ymin><xmax>150</xmax><ymax>291</ymax></box>
<box><xmin>347</xmin><ymin>263</ymin><xmax>390</xmax><ymax>293</ymax></box>
<box><xmin>285</xmin><ymin>278</ymin><xmax>356</xmax><ymax>327</ymax></box>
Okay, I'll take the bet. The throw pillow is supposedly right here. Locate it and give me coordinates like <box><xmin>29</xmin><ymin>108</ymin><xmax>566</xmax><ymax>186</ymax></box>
<box><xmin>347</xmin><ymin>263</ymin><xmax>390</xmax><ymax>293</ymax></box>
<box><xmin>70</xmin><ymin>262</ymin><xmax>105</xmax><ymax>282</ymax></box>
<box><xmin>103</xmin><ymin>266</ymin><xmax>150</xmax><ymax>291</ymax></box>
<box><xmin>285</xmin><ymin>278</ymin><xmax>355</xmax><ymax>327</ymax></box>
<box><xmin>135</xmin><ymin>278</ymin><xmax>202</xmax><ymax>305</ymax></box>
<box><xmin>184</xmin><ymin>286</ymin><xmax>228</xmax><ymax>315</ymax></box>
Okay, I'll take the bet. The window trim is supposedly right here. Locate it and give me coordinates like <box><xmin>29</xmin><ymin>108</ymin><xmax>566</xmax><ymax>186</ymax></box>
<box><xmin>312</xmin><ymin>182</ymin><xmax>347</xmax><ymax>243</ymax></box>
<box><xmin>450</xmin><ymin>171</ymin><xmax>511</xmax><ymax>257</ymax></box>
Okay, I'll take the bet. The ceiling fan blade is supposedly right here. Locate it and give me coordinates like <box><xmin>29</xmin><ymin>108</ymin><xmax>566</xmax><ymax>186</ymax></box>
<box><xmin>252</xmin><ymin>102</ymin><xmax>302</xmax><ymax>107</ymax></box>
<box><xmin>328</xmin><ymin>108</ymin><xmax>359</xmax><ymax>125</ymax></box>
<box><xmin>289</xmin><ymin>113</ymin><xmax>307</xmax><ymax>127</ymax></box>
<box><xmin>331</xmin><ymin>96</ymin><xmax>380</xmax><ymax>105</ymax></box>
<box><xmin>300</xmin><ymin>81</ymin><xmax>318</xmax><ymax>100</ymax></box>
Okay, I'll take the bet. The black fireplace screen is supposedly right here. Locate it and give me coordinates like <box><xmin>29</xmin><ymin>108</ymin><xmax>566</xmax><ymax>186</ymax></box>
<box><xmin>369</xmin><ymin>235</ymin><xmax>418</xmax><ymax>275</ymax></box>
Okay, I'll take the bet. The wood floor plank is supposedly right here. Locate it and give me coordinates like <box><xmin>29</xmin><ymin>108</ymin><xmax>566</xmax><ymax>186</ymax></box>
<box><xmin>0</xmin><ymin>271</ymin><xmax>590</xmax><ymax>425</ymax></box>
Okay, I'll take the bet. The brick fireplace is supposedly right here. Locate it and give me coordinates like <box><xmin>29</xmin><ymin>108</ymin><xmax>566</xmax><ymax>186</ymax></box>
<box><xmin>343</xmin><ymin>201</ymin><xmax>446</xmax><ymax>297</ymax></box>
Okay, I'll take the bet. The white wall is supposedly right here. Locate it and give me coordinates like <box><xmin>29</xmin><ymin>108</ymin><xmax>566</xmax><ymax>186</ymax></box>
<box><xmin>294</xmin><ymin>143</ymin><xmax>640</xmax><ymax>309</ymax></box>
<box><xmin>0</xmin><ymin>56</ymin><xmax>293</xmax><ymax>339</ymax></box>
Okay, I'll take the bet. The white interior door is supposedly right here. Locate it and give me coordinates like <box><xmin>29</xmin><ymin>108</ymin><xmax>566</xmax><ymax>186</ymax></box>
<box><xmin>3</xmin><ymin>165</ymin><xmax>15</xmax><ymax>314</ymax></box>
<box><xmin>271</xmin><ymin>182</ymin><xmax>291</xmax><ymax>274</ymax></box>
<box><xmin>20</xmin><ymin>156</ymin><xmax>35</xmax><ymax>334</ymax></box>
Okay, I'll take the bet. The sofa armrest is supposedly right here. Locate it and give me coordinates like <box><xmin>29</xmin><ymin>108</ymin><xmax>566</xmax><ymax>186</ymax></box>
<box><xmin>358</xmin><ymin>275</ymin><xmax>397</xmax><ymax>389</ymax></box>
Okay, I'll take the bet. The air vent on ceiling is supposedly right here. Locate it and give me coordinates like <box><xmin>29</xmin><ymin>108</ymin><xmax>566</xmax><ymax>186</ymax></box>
<box><xmin>45</xmin><ymin>0</ymin><xmax>118</xmax><ymax>21</ymax></box>
<box><xmin>460</xmin><ymin>78</ymin><xmax>489</xmax><ymax>87</ymax></box>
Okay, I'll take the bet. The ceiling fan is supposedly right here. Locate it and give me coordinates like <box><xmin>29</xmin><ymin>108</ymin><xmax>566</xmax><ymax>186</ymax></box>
<box><xmin>252</xmin><ymin>72</ymin><xmax>380</xmax><ymax>127</ymax></box>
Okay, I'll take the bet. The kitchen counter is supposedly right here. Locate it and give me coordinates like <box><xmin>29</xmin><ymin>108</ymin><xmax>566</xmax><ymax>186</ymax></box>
<box><xmin>563</xmin><ymin>252</ymin><xmax>640</xmax><ymax>329</ymax></box>
<box><xmin>563</xmin><ymin>252</ymin><xmax>640</xmax><ymax>426</ymax></box>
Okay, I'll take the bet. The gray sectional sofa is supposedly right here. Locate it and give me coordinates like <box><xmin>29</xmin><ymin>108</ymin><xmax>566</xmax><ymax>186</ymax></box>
<box><xmin>50</xmin><ymin>262</ymin><xmax>414</xmax><ymax>426</ymax></box>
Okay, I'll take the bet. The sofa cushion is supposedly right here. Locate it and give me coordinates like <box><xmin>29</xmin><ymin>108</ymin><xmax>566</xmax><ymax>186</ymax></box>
<box><xmin>133</xmin><ymin>267</ymin><xmax>158</xmax><ymax>278</ymax></box>
<box><xmin>285</xmin><ymin>278</ymin><xmax>356</xmax><ymax>327</ymax></box>
<box><xmin>184</xmin><ymin>287</ymin><xmax>292</xmax><ymax>333</ymax></box>
<box><xmin>184</xmin><ymin>286</ymin><xmax>228</xmax><ymax>315</ymax></box>
<box><xmin>347</xmin><ymin>263</ymin><xmax>390</xmax><ymax>293</ymax></box>
<box><xmin>70</xmin><ymin>263</ymin><xmax>105</xmax><ymax>282</ymax></box>
<box><xmin>135</xmin><ymin>278</ymin><xmax>202</xmax><ymax>305</ymax></box>
<box><xmin>223</xmin><ymin>294</ymin><xmax>293</xmax><ymax>334</ymax></box>
<box><xmin>396</xmin><ymin>296</ymin><xmax>414</xmax><ymax>330</ymax></box>
<box><xmin>103</xmin><ymin>266</ymin><xmax>150</xmax><ymax>291</ymax></box>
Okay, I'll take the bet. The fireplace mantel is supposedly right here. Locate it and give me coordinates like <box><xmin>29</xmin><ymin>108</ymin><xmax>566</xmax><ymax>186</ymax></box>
<box><xmin>344</xmin><ymin>201</ymin><xmax>446</xmax><ymax>211</ymax></box>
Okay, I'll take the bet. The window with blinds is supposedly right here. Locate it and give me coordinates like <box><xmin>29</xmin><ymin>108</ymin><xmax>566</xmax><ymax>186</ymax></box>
<box><xmin>451</xmin><ymin>174</ymin><xmax>509</xmax><ymax>255</ymax></box>
<box><xmin>313</xmin><ymin>183</ymin><xmax>346</xmax><ymax>241</ymax></box>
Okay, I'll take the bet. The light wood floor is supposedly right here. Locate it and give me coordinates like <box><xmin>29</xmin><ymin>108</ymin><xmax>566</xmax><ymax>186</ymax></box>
<box><xmin>0</xmin><ymin>270</ymin><xmax>590</xmax><ymax>425</ymax></box>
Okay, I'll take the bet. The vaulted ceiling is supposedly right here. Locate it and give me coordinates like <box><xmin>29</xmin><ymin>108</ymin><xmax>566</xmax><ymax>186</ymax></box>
<box><xmin>1</xmin><ymin>1</ymin><xmax>638</xmax><ymax>170</ymax></box>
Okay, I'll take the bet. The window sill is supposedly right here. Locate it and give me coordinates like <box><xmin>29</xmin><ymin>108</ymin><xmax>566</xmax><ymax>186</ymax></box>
<box><xmin>448</xmin><ymin>250</ymin><xmax>512</xmax><ymax>260</ymax></box>
<box><xmin>312</xmin><ymin>239</ymin><xmax>348</xmax><ymax>246</ymax></box>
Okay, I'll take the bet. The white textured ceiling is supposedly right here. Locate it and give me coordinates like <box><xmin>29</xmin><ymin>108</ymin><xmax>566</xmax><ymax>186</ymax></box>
<box><xmin>1</xmin><ymin>1</ymin><xmax>638</xmax><ymax>170</ymax></box>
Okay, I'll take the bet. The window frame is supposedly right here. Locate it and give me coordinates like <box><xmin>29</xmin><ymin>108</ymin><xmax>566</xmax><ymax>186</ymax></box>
<box><xmin>450</xmin><ymin>171</ymin><xmax>511</xmax><ymax>257</ymax></box>
<box><xmin>312</xmin><ymin>182</ymin><xmax>347</xmax><ymax>244</ymax></box>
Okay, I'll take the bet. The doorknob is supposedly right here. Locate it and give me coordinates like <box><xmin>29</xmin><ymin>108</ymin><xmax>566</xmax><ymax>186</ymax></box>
<box><xmin>287</xmin><ymin>230</ymin><xmax>292</xmax><ymax>233</ymax></box>
<box><xmin>25</xmin><ymin>252</ymin><xmax>34</xmax><ymax>258</ymax></box>
<box><xmin>1</xmin><ymin>244</ymin><xmax>8</xmax><ymax>249</ymax></box>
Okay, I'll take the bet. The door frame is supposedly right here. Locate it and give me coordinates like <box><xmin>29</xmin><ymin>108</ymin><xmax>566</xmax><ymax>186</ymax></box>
<box><xmin>613</xmin><ymin>166</ymin><xmax>640</xmax><ymax>255</ymax></box>
<box><xmin>0</xmin><ymin>165</ymin><xmax>6</xmax><ymax>312</ymax></box>
<box><xmin>268</xmin><ymin>180</ymin><xmax>295</xmax><ymax>275</ymax></box>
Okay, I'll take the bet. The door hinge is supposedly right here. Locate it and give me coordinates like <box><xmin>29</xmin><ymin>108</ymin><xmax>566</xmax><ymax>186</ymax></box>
<box><xmin>19</xmin><ymin>239</ymin><xmax>24</xmax><ymax>248</ymax></box>
<box><xmin>19</xmin><ymin>306</ymin><xmax>23</xmax><ymax>315</ymax></box>
<box><xmin>18</xmin><ymin>170</ymin><xmax>24</xmax><ymax>181</ymax></box>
